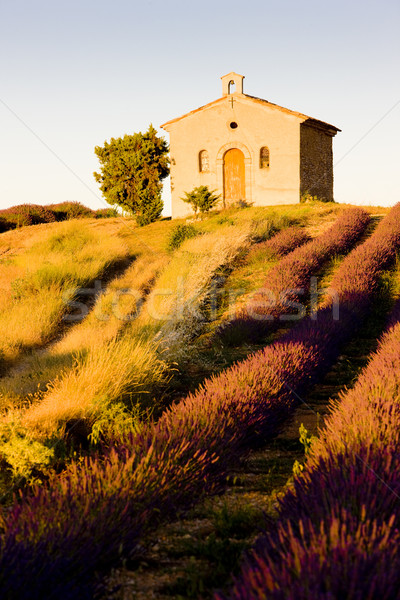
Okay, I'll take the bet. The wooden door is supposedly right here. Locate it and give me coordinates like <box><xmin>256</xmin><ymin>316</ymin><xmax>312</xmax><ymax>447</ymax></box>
<box><xmin>223</xmin><ymin>148</ymin><xmax>245</xmax><ymax>202</ymax></box>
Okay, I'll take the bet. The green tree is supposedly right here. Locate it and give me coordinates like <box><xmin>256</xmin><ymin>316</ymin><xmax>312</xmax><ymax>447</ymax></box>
<box><xmin>181</xmin><ymin>185</ymin><xmax>220</xmax><ymax>216</ymax></box>
<box><xmin>93</xmin><ymin>125</ymin><xmax>169</xmax><ymax>226</ymax></box>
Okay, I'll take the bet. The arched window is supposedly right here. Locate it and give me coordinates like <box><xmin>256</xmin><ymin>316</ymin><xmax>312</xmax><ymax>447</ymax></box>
<box><xmin>199</xmin><ymin>150</ymin><xmax>209</xmax><ymax>173</ymax></box>
<box><xmin>228</xmin><ymin>80</ymin><xmax>236</xmax><ymax>94</ymax></box>
<box><xmin>260</xmin><ymin>146</ymin><xmax>270</xmax><ymax>169</ymax></box>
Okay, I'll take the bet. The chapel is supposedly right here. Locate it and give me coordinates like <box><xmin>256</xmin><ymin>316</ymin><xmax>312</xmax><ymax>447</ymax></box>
<box><xmin>161</xmin><ymin>73</ymin><xmax>340</xmax><ymax>218</ymax></box>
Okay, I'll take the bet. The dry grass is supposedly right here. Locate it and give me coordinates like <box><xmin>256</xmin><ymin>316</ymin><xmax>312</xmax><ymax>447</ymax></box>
<box><xmin>0</xmin><ymin>221</ymin><xmax>129</xmax><ymax>362</ymax></box>
<box><xmin>132</xmin><ymin>222</ymin><xmax>253</xmax><ymax>358</ymax></box>
<box><xmin>19</xmin><ymin>220</ymin><xmax>252</xmax><ymax>431</ymax></box>
<box><xmin>0</xmin><ymin>202</ymin><xmax>388</xmax><ymax>449</ymax></box>
<box><xmin>0</xmin><ymin>218</ymin><xmax>252</xmax><ymax>434</ymax></box>
<box><xmin>56</xmin><ymin>252</ymin><xmax>168</xmax><ymax>355</ymax></box>
<box><xmin>22</xmin><ymin>335</ymin><xmax>168</xmax><ymax>436</ymax></box>
<box><xmin>0</xmin><ymin>240</ymin><xmax>169</xmax><ymax>408</ymax></box>
<box><xmin>0</xmin><ymin>217</ymin><xmax>177</xmax><ymax>437</ymax></box>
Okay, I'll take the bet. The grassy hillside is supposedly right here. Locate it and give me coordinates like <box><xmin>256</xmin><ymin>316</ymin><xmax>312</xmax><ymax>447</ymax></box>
<box><xmin>0</xmin><ymin>203</ymin><xmax>387</xmax><ymax>469</ymax></box>
<box><xmin>0</xmin><ymin>200</ymin><xmax>397</xmax><ymax>600</ymax></box>
<box><xmin>0</xmin><ymin>204</ymin><xmax>347</xmax><ymax>459</ymax></box>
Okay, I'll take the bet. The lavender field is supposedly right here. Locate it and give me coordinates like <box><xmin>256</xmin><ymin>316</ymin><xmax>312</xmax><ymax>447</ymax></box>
<box><xmin>221</xmin><ymin>205</ymin><xmax>400</xmax><ymax>600</ymax></box>
<box><xmin>0</xmin><ymin>202</ymin><xmax>399</xmax><ymax>599</ymax></box>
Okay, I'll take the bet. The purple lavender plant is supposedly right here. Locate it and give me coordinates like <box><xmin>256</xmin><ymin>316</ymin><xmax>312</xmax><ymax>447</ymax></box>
<box><xmin>220</xmin><ymin>204</ymin><xmax>400</xmax><ymax>600</ymax></box>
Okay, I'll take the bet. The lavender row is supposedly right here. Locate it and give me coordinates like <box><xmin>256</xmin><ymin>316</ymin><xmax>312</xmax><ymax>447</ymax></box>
<box><xmin>219</xmin><ymin>205</ymin><xmax>400</xmax><ymax>599</ymax></box>
<box><xmin>219</xmin><ymin>309</ymin><xmax>400</xmax><ymax>600</ymax></box>
<box><xmin>0</xmin><ymin>206</ymin><xmax>398</xmax><ymax>599</ymax></box>
<box><xmin>248</xmin><ymin>225</ymin><xmax>310</xmax><ymax>258</ymax></box>
<box><xmin>253</xmin><ymin>207</ymin><xmax>370</xmax><ymax>317</ymax></box>
<box><xmin>219</xmin><ymin>208</ymin><xmax>370</xmax><ymax>343</ymax></box>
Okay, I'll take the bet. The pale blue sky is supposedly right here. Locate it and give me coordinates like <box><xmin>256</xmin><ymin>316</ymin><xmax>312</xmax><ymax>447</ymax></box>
<box><xmin>0</xmin><ymin>0</ymin><xmax>399</xmax><ymax>214</ymax></box>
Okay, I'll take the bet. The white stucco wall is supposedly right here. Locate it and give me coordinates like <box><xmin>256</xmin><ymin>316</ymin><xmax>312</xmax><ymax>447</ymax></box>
<box><xmin>162</xmin><ymin>94</ymin><xmax>302</xmax><ymax>218</ymax></box>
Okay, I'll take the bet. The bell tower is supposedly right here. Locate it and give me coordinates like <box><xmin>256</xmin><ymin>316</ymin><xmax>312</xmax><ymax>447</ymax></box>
<box><xmin>221</xmin><ymin>72</ymin><xmax>244</xmax><ymax>96</ymax></box>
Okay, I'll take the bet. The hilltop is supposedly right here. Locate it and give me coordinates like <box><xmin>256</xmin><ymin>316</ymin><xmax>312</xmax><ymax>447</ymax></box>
<box><xmin>0</xmin><ymin>200</ymin><xmax>398</xmax><ymax>600</ymax></box>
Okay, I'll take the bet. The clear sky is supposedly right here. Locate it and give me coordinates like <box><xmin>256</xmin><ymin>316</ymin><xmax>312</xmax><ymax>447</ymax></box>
<box><xmin>1</xmin><ymin>0</ymin><xmax>399</xmax><ymax>215</ymax></box>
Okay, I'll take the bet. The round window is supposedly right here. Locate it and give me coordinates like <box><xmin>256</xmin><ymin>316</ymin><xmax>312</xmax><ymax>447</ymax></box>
<box><xmin>229</xmin><ymin>121</ymin><xmax>238</xmax><ymax>129</ymax></box>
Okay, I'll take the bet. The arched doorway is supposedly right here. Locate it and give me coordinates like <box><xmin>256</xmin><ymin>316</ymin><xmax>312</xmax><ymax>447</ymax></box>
<box><xmin>223</xmin><ymin>148</ymin><xmax>245</xmax><ymax>202</ymax></box>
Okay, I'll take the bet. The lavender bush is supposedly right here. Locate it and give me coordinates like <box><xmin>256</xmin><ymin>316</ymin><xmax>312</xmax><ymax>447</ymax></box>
<box><xmin>0</xmin><ymin>204</ymin><xmax>56</xmax><ymax>228</ymax></box>
<box><xmin>248</xmin><ymin>226</ymin><xmax>310</xmax><ymax>258</ymax></box>
<box><xmin>219</xmin><ymin>208</ymin><xmax>370</xmax><ymax>344</ymax></box>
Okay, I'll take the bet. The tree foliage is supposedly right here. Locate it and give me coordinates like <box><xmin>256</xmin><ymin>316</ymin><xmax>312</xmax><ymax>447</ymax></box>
<box><xmin>93</xmin><ymin>125</ymin><xmax>169</xmax><ymax>226</ymax></box>
<box><xmin>181</xmin><ymin>185</ymin><xmax>220</xmax><ymax>216</ymax></box>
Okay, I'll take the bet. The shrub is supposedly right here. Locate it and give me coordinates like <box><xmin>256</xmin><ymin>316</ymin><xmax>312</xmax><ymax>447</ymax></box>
<box><xmin>0</xmin><ymin>414</ymin><xmax>54</xmax><ymax>481</ymax></box>
<box><xmin>181</xmin><ymin>186</ymin><xmax>220</xmax><ymax>216</ymax></box>
<box><xmin>234</xmin><ymin>199</ymin><xmax>252</xmax><ymax>208</ymax></box>
<box><xmin>0</xmin><ymin>218</ymin><xmax>12</xmax><ymax>233</ymax></box>
<box><xmin>88</xmin><ymin>401</ymin><xmax>145</xmax><ymax>446</ymax></box>
<box><xmin>47</xmin><ymin>202</ymin><xmax>95</xmax><ymax>221</ymax></box>
<box><xmin>167</xmin><ymin>223</ymin><xmax>199</xmax><ymax>251</ymax></box>
<box><xmin>0</xmin><ymin>204</ymin><xmax>56</xmax><ymax>228</ymax></box>
<box><xmin>250</xmin><ymin>214</ymin><xmax>293</xmax><ymax>243</ymax></box>
<box><xmin>0</xmin><ymin>202</ymin><xmax>98</xmax><ymax>229</ymax></box>
<box><xmin>300</xmin><ymin>191</ymin><xmax>333</xmax><ymax>203</ymax></box>
<box><xmin>95</xmin><ymin>207</ymin><xmax>119</xmax><ymax>219</ymax></box>
<box><xmin>93</xmin><ymin>126</ymin><xmax>169</xmax><ymax>226</ymax></box>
